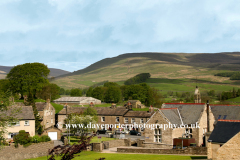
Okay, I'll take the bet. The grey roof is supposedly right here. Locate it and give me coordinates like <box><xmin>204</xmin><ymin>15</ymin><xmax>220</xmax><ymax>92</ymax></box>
<box><xmin>162</xmin><ymin>103</ymin><xmax>206</xmax><ymax>124</ymax></box>
<box><xmin>123</xmin><ymin>111</ymin><xmax>153</xmax><ymax>118</ymax></box>
<box><xmin>53</xmin><ymin>97</ymin><xmax>100</xmax><ymax>102</ymax></box>
<box><xmin>159</xmin><ymin>108</ymin><xmax>182</xmax><ymax>125</ymax></box>
<box><xmin>208</xmin><ymin>120</ymin><xmax>240</xmax><ymax>143</ymax></box>
<box><xmin>36</xmin><ymin>102</ymin><xmax>46</xmax><ymax>111</ymax></box>
<box><xmin>58</xmin><ymin>106</ymin><xmax>129</xmax><ymax>116</ymax></box>
<box><xmin>0</xmin><ymin>106</ymin><xmax>35</xmax><ymax>120</ymax></box>
<box><xmin>210</xmin><ymin>105</ymin><xmax>240</xmax><ymax>121</ymax></box>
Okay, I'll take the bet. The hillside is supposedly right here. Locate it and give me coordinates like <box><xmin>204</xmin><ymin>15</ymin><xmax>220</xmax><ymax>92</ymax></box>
<box><xmin>0</xmin><ymin>65</ymin><xmax>70</xmax><ymax>79</ymax></box>
<box><xmin>52</xmin><ymin>52</ymin><xmax>240</xmax><ymax>93</ymax></box>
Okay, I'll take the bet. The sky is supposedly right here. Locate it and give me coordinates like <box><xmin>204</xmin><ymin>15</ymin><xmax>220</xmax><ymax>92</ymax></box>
<box><xmin>1</xmin><ymin>0</ymin><xmax>240</xmax><ymax>72</ymax></box>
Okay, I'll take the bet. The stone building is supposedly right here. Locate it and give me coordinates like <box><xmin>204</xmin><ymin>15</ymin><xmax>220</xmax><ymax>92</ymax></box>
<box><xmin>2</xmin><ymin>106</ymin><xmax>35</xmax><ymax>139</ymax></box>
<box><xmin>57</xmin><ymin>105</ymin><xmax>153</xmax><ymax>133</ymax></box>
<box><xmin>125</xmin><ymin>100</ymin><xmax>145</xmax><ymax>109</ymax></box>
<box><xmin>144</xmin><ymin>103</ymin><xmax>215</xmax><ymax>148</ymax></box>
<box><xmin>194</xmin><ymin>86</ymin><xmax>201</xmax><ymax>103</ymax></box>
<box><xmin>122</xmin><ymin>109</ymin><xmax>154</xmax><ymax>133</ymax></box>
<box><xmin>53</xmin><ymin>97</ymin><xmax>101</xmax><ymax>106</ymax></box>
<box><xmin>36</xmin><ymin>99</ymin><xmax>55</xmax><ymax>129</ymax></box>
<box><xmin>207</xmin><ymin>120</ymin><xmax>240</xmax><ymax>160</ymax></box>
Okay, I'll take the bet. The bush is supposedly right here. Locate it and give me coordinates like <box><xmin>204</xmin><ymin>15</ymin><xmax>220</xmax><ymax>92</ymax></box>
<box><xmin>32</xmin><ymin>135</ymin><xmax>40</xmax><ymax>143</ymax></box>
<box><xmin>13</xmin><ymin>130</ymin><xmax>32</xmax><ymax>146</ymax></box>
<box><xmin>39</xmin><ymin>135</ymin><xmax>51</xmax><ymax>142</ymax></box>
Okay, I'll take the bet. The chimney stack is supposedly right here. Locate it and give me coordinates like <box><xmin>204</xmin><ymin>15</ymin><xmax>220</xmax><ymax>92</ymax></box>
<box><xmin>149</xmin><ymin>105</ymin><xmax>154</xmax><ymax>112</ymax></box>
<box><xmin>207</xmin><ymin>100</ymin><xmax>210</xmax><ymax>132</ymax></box>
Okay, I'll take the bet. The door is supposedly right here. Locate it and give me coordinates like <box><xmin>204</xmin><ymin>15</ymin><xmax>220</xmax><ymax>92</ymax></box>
<box><xmin>48</xmin><ymin>132</ymin><xmax>58</xmax><ymax>140</ymax></box>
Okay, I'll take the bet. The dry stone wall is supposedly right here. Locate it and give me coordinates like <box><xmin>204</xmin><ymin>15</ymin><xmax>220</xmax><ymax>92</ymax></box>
<box><xmin>0</xmin><ymin>141</ymin><xmax>54</xmax><ymax>160</ymax></box>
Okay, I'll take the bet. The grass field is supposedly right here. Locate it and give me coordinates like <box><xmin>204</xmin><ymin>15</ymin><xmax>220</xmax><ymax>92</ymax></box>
<box><xmin>26</xmin><ymin>151</ymin><xmax>207</xmax><ymax>160</ymax></box>
<box><xmin>51</xmin><ymin>103</ymin><xmax>64</xmax><ymax>114</ymax></box>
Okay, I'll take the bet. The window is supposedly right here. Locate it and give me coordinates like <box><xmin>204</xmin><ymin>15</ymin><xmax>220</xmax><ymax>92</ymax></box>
<box><xmin>154</xmin><ymin>129</ymin><xmax>161</xmax><ymax>143</ymax></box>
<box><xmin>51</xmin><ymin>118</ymin><xmax>53</xmax><ymax>123</ymax></box>
<box><xmin>24</xmin><ymin>121</ymin><xmax>29</xmax><ymax>126</ymax></box>
<box><xmin>116</xmin><ymin>117</ymin><xmax>119</xmax><ymax>122</ymax></box>
<box><xmin>185</xmin><ymin>128</ymin><xmax>193</xmax><ymax>138</ymax></box>
<box><xmin>124</xmin><ymin>118</ymin><xmax>128</xmax><ymax>123</ymax></box>
<box><xmin>51</xmin><ymin>111</ymin><xmax>53</xmax><ymax>115</ymax></box>
<box><xmin>141</xmin><ymin>119</ymin><xmax>144</xmax><ymax>123</ymax></box>
<box><xmin>223</xmin><ymin>115</ymin><xmax>227</xmax><ymax>119</ymax></box>
<box><xmin>102</xmin><ymin>117</ymin><xmax>105</xmax><ymax>122</ymax></box>
<box><xmin>8</xmin><ymin>133</ymin><xmax>18</xmax><ymax>139</ymax></box>
<box><xmin>14</xmin><ymin>121</ymin><xmax>20</xmax><ymax>126</ymax></box>
<box><xmin>218</xmin><ymin>115</ymin><xmax>221</xmax><ymax>119</ymax></box>
<box><xmin>131</xmin><ymin>118</ymin><xmax>135</xmax><ymax>123</ymax></box>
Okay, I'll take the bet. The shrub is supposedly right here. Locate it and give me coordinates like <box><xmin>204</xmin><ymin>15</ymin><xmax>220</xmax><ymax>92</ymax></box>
<box><xmin>39</xmin><ymin>135</ymin><xmax>51</xmax><ymax>142</ymax></box>
<box><xmin>13</xmin><ymin>130</ymin><xmax>32</xmax><ymax>147</ymax></box>
<box><xmin>32</xmin><ymin>135</ymin><xmax>40</xmax><ymax>143</ymax></box>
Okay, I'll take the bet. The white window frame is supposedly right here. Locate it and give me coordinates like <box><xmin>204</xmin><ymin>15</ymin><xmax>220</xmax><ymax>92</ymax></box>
<box><xmin>116</xmin><ymin>117</ymin><xmax>119</xmax><ymax>122</ymax></box>
<box><xmin>51</xmin><ymin>118</ymin><xmax>53</xmax><ymax>123</ymax></box>
<box><xmin>131</xmin><ymin>118</ymin><xmax>135</xmax><ymax>123</ymax></box>
<box><xmin>185</xmin><ymin>128</ymin><xmax>193</xmax><ymax>138</ymax></box>
<box><xmin>24</xmin><ymin>121</ymin><xmax>29</xmax><ymax>126</ymax></box>
<box><xmin>102</xmin><ymin>117</ymin><xmax>105</xmax><ymax>122</ymax></box>
<box><xmin>154</xmin><ymin>128</ymin><xmax>162</xmax><ymax>143</ymax></box>
<box><xmin>124</xmin><ymin>118</ymin><xmax>128</xmax><ymax>123</ymax></box>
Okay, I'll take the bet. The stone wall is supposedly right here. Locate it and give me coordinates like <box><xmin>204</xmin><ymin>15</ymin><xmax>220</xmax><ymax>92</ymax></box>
<box><xmin>0</xmin><ymin>141</ymin><xmax>54</xmax><ymax>160</ymax></box>
<box><xmin>216</xmin><ymin>132</ymin><xmax>240</xmax><ymax>160</ymax></box>
<box><xmin>102</xmin><ymin>139</ymin><xmax>126</xmax><ymax>149</ymax></box>
<box><xmin>143</xmin><ymin>142</ymin><xmax>173</xmax><ymax>149</ymax></box>
<box><xmin>117</xmin><ymin>146</ymin><xmax>207</xmax><ymax>155</ymax></box>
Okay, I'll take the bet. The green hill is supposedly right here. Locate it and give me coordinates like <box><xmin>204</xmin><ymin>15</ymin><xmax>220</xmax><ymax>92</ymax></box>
<box><xmin>52</xmin><ymin>52</ymin><xmax>240</xmax><ymax>93</ymax></box>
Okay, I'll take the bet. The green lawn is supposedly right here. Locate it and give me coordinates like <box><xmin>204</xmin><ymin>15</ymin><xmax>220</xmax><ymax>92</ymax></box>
<box><xmin>51</xmin><ymin>103</ymin><xmax>64</xmax><ymax>114</ymax></box>
<box><xmin>26</xmin><ymin>151</ymin><xmax>207</xmax><ymax>160</ymax></box>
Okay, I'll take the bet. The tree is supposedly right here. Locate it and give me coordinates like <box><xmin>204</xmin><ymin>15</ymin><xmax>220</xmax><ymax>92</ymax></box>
<box><xmin>104</xmin><ymin>86</ymin><xmax>121</xmax><ymax>103</ymax></box>
<box><xmin>92</xmin><ymin>87</ymin><xmax>106</xmax><ymax>101</ymax></box>
<box><xmin>7</xmin><ymin>63</ymin><xmax>50</xmax><ymax>99</ymax></box>
<box><xmin>86</xmin><ymin>87</ymin><xmax>93</xmax><ymax>97</ymax></box>
<box><xmin>70</xmin><ymin>88</ymin><xmax>82</xmax><ymax>97</ymax></box>
<box><xmin>59</xmin><ymin>88</ymin><xmax>65</xmax><ymax>95</ymax></box>
<box><xmin>24</xmin><ymin>92</ymin><xmax>43</xmax><ymax>135</ymax></box>
<box><xmin>36</xmin><ymin>83</ymin><xmax>60</xmax><ymax>101</ymax></box>
<box><xmin>65</xmin><ymin>114</ymin><xmax>97</xmax><ymax>136</ymax></box>
<box><xmin>0</xmin><ymin>90</ymin><xmax>21</xmax><ymax>146</ymax></box>
<box><xmin>83</xmin><ymin>106</ymin><xmax>98</xmax><ymax>122</ymax></box>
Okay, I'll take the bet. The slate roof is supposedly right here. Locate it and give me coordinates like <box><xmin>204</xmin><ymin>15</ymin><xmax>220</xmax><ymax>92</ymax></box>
<box><xmin>123</xmin><ymin>111</ymin><xmax>154</xmax><ymax>118</ymax></box>
<box><xmin>162</xmin><ymin>103</ymin><xmax>206</xmax><ymax>124</ymax></box>
<box><xmin>159</xmin><ymin>108</ymin><xmax>182</xmax><ymax>125</ymax></box>
<box><xmin>0</xmin><ymin>106</ymin><xmax>35</xmax><ymax>120</ymax></box>
<box><xmin>58</xmin><ymin>106</ymin><xmax>129</xmax><ymax>116</ymax></box>
<box><xmin>208</xmin><ymin>120</ymin><xmax>240</xmax><ymax>143</ymax></box>
<box><xmin>53</xmin><ymin>97</ymin><xmax>100</xmax><ymax>102</ymax></box>
<box><xmin>210</xmin><ymin>105</ymin><xmax>240</xmax><ymax>122</ymax></box>
<box><xmin>36</xmin><ymin>102</ymin><xmax>46</xmax><ymax>111</ymax></box>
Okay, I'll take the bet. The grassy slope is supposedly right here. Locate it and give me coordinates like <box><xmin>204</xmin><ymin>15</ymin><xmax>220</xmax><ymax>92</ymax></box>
<box><xmin>52</xmin><ymin>53</ymin><xmax>240</xmax><ymax>94</ymax></box>
<box><xmin>26</xmin><ymin>151</ymin><xmax>207</xmax><ymax>160</ymax></box>
<box><xmin>51</xmin><ymin>103</ymin><xmax>64</xmax><ymax>114</ymax></box>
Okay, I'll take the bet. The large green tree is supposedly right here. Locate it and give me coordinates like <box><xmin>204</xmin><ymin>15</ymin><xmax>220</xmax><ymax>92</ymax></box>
<box><xmin>36</xmin><ymin>83</ymin><xmax>60</xmax><ymax>101</ymax></box>
<box><xmin>70</xmin><ymin>88</ymin><xmax>82</xmax><ymax>97</ymax></box>
<box><xmin>7</xmin><ymin>63</ymin><xmax>50</xmax><ymax>98</ymax></box>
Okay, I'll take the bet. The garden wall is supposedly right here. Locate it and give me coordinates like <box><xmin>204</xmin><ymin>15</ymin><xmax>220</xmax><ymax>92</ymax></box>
<box><xmin>117</xmin><ymin>147</ymin><xmax>207</xmax><ymax>155</ymax></box>
<box><xmin>0</xmin><ymin>141</ymin><xmax>54</xmax><ymax>160</ymax></box>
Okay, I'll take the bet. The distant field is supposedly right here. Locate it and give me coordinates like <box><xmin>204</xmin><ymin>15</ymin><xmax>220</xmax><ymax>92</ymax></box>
<box><xmin>52</xmin><ymin>53</ymin><xmax>240</xmax><ymax>96</ymax></box>
<box><xmin>51</xmin><ymin>103</ymin><xmax>64</xmax><ymax>114</ymax></box>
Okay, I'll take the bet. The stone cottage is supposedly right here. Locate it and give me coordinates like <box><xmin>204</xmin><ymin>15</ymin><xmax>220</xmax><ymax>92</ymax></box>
<box><xmin>207</xmin><ymin>120</ymin><xmax>240</xmax><ymax>160</ymax></box>
<box><xmin>36</xmin><ymin>99</ymin><xmax>55</xmax><ymax>129</ymax></box>
<box><xmin>144</xmin><ymin>103</ymin><xmax>215</xmax><ymax>148</ymax></box>
<box><xmin>2</xmin><ymin>105</ymin><xmax>35</xmax><ymax>139</ymax></box>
